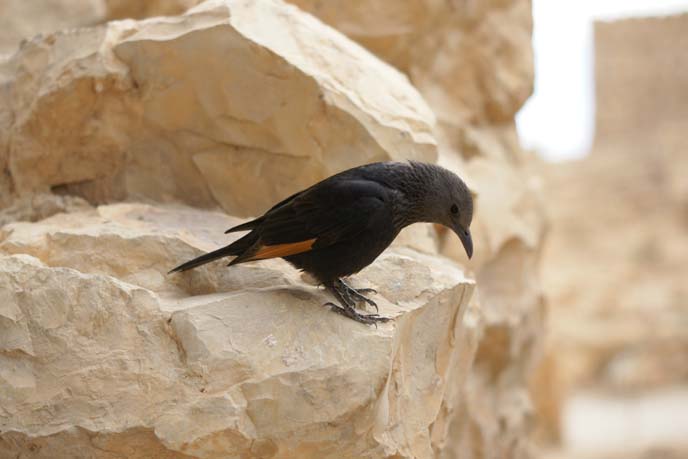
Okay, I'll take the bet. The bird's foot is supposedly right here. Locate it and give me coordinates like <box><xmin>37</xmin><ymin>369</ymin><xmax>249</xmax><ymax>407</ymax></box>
<box><xmin>325</xmin><ymin>279</ymin><xmax>389</xmax><ymax>325</ymax></box>
<box><xmin>338</xmin><ymin>279</ymin><xmax>378</xmax><ymax>312</ymax></box>
<box><xmin>324</xmin><ymin>302</ymin><xmax>390</xmax><ymax>325</ymax></box>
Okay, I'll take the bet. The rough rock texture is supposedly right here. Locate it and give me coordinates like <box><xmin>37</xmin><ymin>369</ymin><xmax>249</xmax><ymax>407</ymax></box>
<box><xmin>290</xmin><ymin>0</ymin><xmax>534</xmax><ymax>125</ymax></box>
<box><xmin>104</xmin><ymin>0</ymin><xmax>204</xmax><ymax>20</ymax></box>
<box><xmin>0</xmin><ymin>0</ymin><xmax>211</xmax><ymax>57</ymax></box>
<box><xmin>289</xmin><ymin>1</ymin><xmax>545</xmax><ymax>457</ymax></box>
<box><xmin>0</xmin><ymin>0</ymin><xmax>545</xmax><ymax>458</ymax></box>
<box><xmin>0</xmin><ymin>0</ymin><xmax>435</xmax><ymax>216</ymax></box>
<box><xmin>0</xmin><ymin>0</ymin><xmax>105</xmax><ymax>56</ymax></box>
<box><xmin>0</xmin><ymin>193</ymin><xmax>91</xmax><ymax>227</ymax></box>
<box><xmin>0</xmin><ymin>204</ymin><xmax>475</xmax><ymax>459</ymax></box>
<box><xmin>533</xmin><ymin>13</ymin><xmax>688</xmax><ymax>450</ymax></box>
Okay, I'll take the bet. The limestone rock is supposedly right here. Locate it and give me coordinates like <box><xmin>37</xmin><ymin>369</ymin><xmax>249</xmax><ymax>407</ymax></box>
<box><xmin>288</xmin><ymin>2</ymin><xmax>546</xmax><ymax>457</ymax></box>
<box><xmin>104</xmin><ymin>0</ymin><xmax>203</xmax><ymax>20</ymax></box>
<box><xmin>0</xmin><ymin>0</ymin><xmax>545</xmax><ymax>457</ymax></box>
<box><xmin>0</xmin><ymin>0</ymin><xmax>436</xmax><ymax>217</ymax></box>
<box><xmin>0</xmin><ymin>0</ymin><xmax>207</xmax><ymax>60</ymax></box>
<box><xmin>0</xmin><ymin>0</ymin><xmax>105</xmax><ymax>56</ymax></box>
<box><xmin>289</xmin><ymin>0</ymin><xmax>534</xmax><ymax>124</ymax></box>
<box><xmin>0</xmin><ymin>193</ymin><xmax>91</xmax><ymax>227</ymax></box>
<box><xmin>0</xmin><ymin>203</ymin><xmax>475</xmax><ymax>459</ymax></box>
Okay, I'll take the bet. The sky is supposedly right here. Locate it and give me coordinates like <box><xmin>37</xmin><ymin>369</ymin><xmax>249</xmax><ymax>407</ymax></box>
<box><xmin>515</xmin><ymin>0</ymin><xmax>688</xmax><ymax>161</ymax></box>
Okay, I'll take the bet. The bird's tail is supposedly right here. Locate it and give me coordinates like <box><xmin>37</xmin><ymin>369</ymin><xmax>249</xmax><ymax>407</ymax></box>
<box><xmin>168</xmin><ymin>233</ymin><xmax>257</xmax><ymax>274</ymax></box>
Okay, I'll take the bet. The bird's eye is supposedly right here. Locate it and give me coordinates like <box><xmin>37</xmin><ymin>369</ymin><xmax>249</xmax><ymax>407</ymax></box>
<box><xmin>450</xmin><ymin>204</ymin><xmax>459</xmax><ymax>215</ymax></box>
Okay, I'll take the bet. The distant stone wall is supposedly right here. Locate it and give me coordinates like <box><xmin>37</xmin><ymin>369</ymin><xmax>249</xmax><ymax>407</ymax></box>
<box><xmin>593</xmin><ymin>14</ymin><xmax>688</xmax><ymax>149</ymax></box>
<box><xmin>534</xmin><ymin>13</ymin><xmax>688</xmax><ymax>452</ymax></box>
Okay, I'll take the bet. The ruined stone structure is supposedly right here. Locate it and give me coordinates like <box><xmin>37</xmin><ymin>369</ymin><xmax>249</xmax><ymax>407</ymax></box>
<box><xmin>535</xmin><ymin>13</ymin><xmax>688</xmax><ymax>454</ymax></box>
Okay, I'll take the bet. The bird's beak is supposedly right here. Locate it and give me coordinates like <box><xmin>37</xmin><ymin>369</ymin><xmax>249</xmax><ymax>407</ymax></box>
<box><xmin>453</xmin><ymin>226</ymin><xmax>473</xmax><ymax>259</ymax></box>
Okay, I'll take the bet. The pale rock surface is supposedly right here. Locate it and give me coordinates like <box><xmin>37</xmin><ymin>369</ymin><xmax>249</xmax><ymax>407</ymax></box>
<box><xmin>0</xmin><ymin>0</ymin><xmax>545</xmax><ymax>457</ymax></box>
<box><xmin>0</xmin><ymin>0</ymin><xmax>105</xmax><ymax>56</ymax></box>
<box><xmin>289</xmin><ymin>1</ymin><xmax>545</xmax><ymax>458</ymax></box>
<box><xmin>289</xmin><ymin>0</ymin><xmax>534</xmax><ymax>124</ymax></box>
<box><xmin>0</xmin><ymin>193</ymin><xmax>91</xmax><ymax>227</ymax></box>
<box><xmin>0</xmin><ymin>0</ymin><xmax>436</xmax><ymax>217</ymax></box>
<box><xmin>0</xmin><ymin>203</ymin><xmax>475</xmax><ymax>459</ymax></box>
<box><xmin>104</xmin><ymin>0</ymin><xmax>204</xmax><ymax>20</ymax></box>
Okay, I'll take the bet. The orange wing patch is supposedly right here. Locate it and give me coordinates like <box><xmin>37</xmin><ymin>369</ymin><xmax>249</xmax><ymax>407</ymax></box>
<box><xmin>249</xmin><ymin>238</ymin><xmax>317</xmax><ymax>261</ymax></box>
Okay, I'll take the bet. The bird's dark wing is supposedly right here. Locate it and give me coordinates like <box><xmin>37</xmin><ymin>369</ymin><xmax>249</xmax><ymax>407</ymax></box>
<box><xmin>224</xmin><ymin>162</ymin><xmax>391</xmax><ymax>234</ymax></box>
<box><xmin>241</xmin><ymin>179</ymin><xmax>393</xmax><ymax>262</ymax></box>
<box><xmin>224</xmin><ymin>189</ymin><xmax>306</xmax><ymax>234</ymax></box>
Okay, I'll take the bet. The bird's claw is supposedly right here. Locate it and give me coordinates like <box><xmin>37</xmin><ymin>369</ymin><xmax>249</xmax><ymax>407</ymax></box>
<box><xmin>349</xmin><ymin>293</ymin><xmax>378</xmax><ymax>312</ymax></box>
<box><xmin>338</xmin><ymin>280</ymin><xmax>379</xmax><ymax>312</ymax></box>
<box><xmin>324</xmin><ymin>302</ymin><xmax>389</xmax><ymax>326</ymax></box>
<box><xmin>325</xmin><ymin>279</ymin><xmax>390</xmax><ymax>325</ymax></box>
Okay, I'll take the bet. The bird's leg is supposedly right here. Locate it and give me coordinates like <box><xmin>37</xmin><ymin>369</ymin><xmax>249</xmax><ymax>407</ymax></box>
<box><xmin>340</xmin><ymin>278</ymin><xmax>377</xmax><ymax>295</ymax></box>
<box><xmin>334</xmin><ymin>279</ymin><xmax>376</xmax><ymax>312</ymax></box>
<box><xmin>324</xmin><ymin>281</ymin><xmax>389</xmax><ymax>325</ymax></box>
<box><xmin>337</xmin><ymin>278</ymin><xmax>378</xmax><ymax>312</ymax></box>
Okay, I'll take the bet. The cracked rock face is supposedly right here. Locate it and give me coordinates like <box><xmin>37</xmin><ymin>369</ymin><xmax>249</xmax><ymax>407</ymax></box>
<box><xmin>0</xmin><ymin>0</ymin><xmax>545</xmax><ymax>457</ymax></box>
<box><xmin>0</xmin><ymin>0</ymin><xmax>105</xmax><ymax>56</ymax></box>
<box><xmin>289</xmin><ymin>0</ymin><xmax>534</xmax><ymax>124</ymax></box>
<box><xmin>0</xmin><ymin>204</ymin><xmax>475</xmax><ymax>459</ymax></box>
<box><xmin>288</xmin><ymin>2</ymin><xmax>545</xmax><ymax>458</ymax></box>
<box><xmin>0</xmin><ymin>0</ymin><xmax>435</xmax><ymax>216</ymax></box>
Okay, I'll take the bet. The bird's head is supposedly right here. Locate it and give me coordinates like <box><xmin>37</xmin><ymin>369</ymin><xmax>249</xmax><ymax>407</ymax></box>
<box><xmin>426</xmin><ymin>166</ymin><xmax>474</xmax><ymax>259</ymax></box>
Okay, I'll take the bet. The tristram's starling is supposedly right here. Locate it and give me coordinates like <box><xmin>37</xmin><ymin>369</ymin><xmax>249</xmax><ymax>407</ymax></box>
<box><xmin>170</xmin><ymin>161</ymin><xmax>473</xmax><ymax>324</ymax></box>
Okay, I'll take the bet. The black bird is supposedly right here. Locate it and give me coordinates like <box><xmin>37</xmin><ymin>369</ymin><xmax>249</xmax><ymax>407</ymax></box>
<box><xmin>170</xmin><ymin>161</ymin><xmax>474</xmax><ymax>324</ymax></box>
